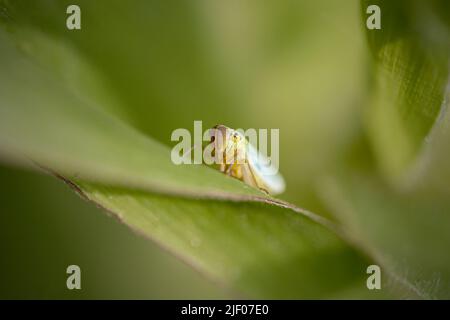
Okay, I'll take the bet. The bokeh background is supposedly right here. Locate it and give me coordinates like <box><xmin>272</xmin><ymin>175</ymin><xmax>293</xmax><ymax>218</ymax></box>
<box><xmin>0</xmin><ymin>0</ymin><xmax>449</xmax><ymax>298</ymax></box>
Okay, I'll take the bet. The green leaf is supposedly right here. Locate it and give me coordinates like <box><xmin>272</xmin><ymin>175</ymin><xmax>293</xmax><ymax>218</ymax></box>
<box><xmin>0</xmin><ymin>17</ymin><xmax>391</xmax><ymax>298</ymax></box>
<box><xmin>320</xmin><ymin>173</ymin><xmax>450</xmax><ymax>299</ymax></box>
<box><xmin>71</xmin><ymin>179</ymin><xmax>381</xmax><ymax>298</ymax></box>
<box><xmin>362</xmin><ymin>0</ymin><xmax>450</xmax><ymax>183</ymax></box>
<box><xmin>315</xmin><ymin>0</ymin><xmax>450</xmax><ymax>299</ymax></box>
<box><xmin>315</xmin><ymin>1</ymin><xmax>450</xmax><ymax>299</ymax></box>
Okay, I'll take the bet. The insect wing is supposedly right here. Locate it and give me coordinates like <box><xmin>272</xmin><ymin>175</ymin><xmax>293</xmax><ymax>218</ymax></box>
<box><xmin>246</xmin><ymin>143</ymin><xmax>285</xmax><ymax>195</ymax></box>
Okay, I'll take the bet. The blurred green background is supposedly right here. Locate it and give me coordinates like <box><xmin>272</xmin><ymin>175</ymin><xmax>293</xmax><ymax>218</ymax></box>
<box><xmin>0</xmin><ymin>0</ymin><xmax>449</xmax><ymax>299</ymax></box>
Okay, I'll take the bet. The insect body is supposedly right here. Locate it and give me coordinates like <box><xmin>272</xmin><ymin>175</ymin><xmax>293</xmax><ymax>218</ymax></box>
<box><xmin>209</xmin><ymin>125</ymin><xmax>285</xmax><ymax>195</ymax></box>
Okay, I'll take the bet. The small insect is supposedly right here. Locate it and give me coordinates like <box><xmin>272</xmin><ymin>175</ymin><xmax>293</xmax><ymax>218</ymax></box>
<box><xmin>209</xmin><ymin>125</ymin><xmax>285</xmax><ymax>195</ymax></box>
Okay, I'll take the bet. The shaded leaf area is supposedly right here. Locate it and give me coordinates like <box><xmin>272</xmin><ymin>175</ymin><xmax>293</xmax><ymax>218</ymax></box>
<box><xmin>0</xmin><ymin>17</ymin><xmax>394</xmax><ymax>298</ymax></box>
<box><xmin>73</xmin><ymin>179</ymin><xmax>391</xmax><ymax>299</ymax></box>
<box><xmin>321</xmin><ymin>172</ymin><xmax>450</xmax><ymax>299</ymax></box>
<box><xmin>361</xmin><ymin>0</ymin><xmax>450</xmax><ymax>181</ymax></box>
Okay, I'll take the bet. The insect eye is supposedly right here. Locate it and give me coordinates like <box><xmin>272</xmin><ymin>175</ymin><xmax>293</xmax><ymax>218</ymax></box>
<box><xmin>211</xmin><ymin>136</ymin><xmax>215</xmax><ymax>142</ymax></box>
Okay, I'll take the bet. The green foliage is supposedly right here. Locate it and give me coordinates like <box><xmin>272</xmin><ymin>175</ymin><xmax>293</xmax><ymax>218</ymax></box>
<box><xmin>0</xmin><ymin>23</ymin><xmax>382</xmax><ymax>298</ymax></box>
<box><xmin>319</xmin><ymin>0</ymin><xmax>450</xmax><ymax>299</ymax></box>
<box><xmin>0</xmin><ymin>0</ymin><xmax>449</xmax><ymax>298</ymax></box>
<box><xmin>361</xmin><ymin>0</ymin><xmax>450</xmax><ymax>182</ymax></box>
